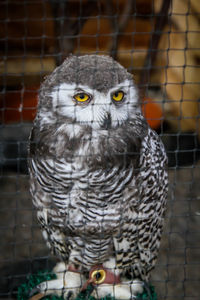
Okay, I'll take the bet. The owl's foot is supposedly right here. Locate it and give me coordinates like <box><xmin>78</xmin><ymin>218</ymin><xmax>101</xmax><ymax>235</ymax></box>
<box><xmin>91</xmin><ymin>279</ymin><xmax>144</xmax><ymax>300</ymax></box>
<box><xmin>83</xmin><ymin>262</ymin><xmax>144</xmax><ymax>299</ymax></box>
<box><xmin>29</xmin><ymin>262</ymin><xmax>85</xmax><ymax>300</ymax></box>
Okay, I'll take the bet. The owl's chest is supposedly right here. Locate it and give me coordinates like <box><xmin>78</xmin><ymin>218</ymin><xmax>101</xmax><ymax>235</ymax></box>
<box><xmin>70</xmin><ymin>155</ymin><xmax>134</xmax><ymax>196</ymax></box>
<box><xmin>50</xmin><ymin>158</ymin><xmax>135</xmax><ymax>230</ymax></box>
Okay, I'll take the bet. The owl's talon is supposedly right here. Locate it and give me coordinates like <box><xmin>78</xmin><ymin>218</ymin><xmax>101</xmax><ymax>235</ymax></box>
<box><xmin>66</xmin><ymin>291</ymin><xmax>73</xmax><ymax>300</ymax></box>
<box><xmin>28</xmin><ymin>263</ymin><xmax>84</xmax><ymax>299</ymax></box>
<box><xmin>29</xmin><ymin>278</ymin><xmax>80</xmax><ymax>299</ymax></box>
<box><xmin>29</xmin><ymin>286</ymin><xmax>41</xmax><ymax>298</ymax></box>
<box><xmin>29</xmin><ymin>279</ymin><xmax>64</xmax><ymax>297</ymax></box>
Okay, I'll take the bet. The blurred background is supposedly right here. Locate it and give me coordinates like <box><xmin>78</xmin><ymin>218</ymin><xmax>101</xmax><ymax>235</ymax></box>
<box><xmin>0</xmin><ymin>0</ymin><xmax>200</xmax><ymax>299</ymax></box>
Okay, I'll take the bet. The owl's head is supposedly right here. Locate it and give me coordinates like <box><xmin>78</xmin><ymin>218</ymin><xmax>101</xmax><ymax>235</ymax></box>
<box><xmin>38</xmin><ymin>55</ymin><xmax>141</xmax><ymax>133</ymax></box>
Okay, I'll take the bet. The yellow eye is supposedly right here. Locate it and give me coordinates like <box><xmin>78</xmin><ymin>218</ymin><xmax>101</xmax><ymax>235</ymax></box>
<box><xmin>91</xmin><ymin>269</ymin><xmax>106</xmax><ymax>284</ymax></box>
<box><xmin>74</xmin><ymin>93</ymin><xmax>90</xmax><ymax>103</ymax></box>
<box><xmin>112</xmin><ymin>91</ymin><xmax>124</xmax><ymax>102</ymax></box>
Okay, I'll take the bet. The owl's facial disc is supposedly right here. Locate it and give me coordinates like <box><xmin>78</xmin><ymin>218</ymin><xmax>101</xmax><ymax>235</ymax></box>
<box><xmin>50</xmin><ymin>80</ymin><xmax>138</xmax><ymax>131</ymax></box>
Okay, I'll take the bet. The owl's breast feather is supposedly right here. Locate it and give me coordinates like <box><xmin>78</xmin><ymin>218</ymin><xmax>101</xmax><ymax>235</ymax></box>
<box><xmin>66</xmin><ymin>199</ymin><xmax>122</xmax><ymax>238</ymax></box>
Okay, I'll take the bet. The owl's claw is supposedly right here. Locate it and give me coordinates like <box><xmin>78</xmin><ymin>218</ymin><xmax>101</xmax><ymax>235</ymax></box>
<box><xmin>29</xmin><ymin>275</ymin><xmax>82</xmax><ymax>299</ymax></box>
<box><xmin>29</xmin><ymin>286</ymin><xmax>42</xmax><ymax>298</ymax></box>
<box><xmin>29</xmin><ymin>262</ymin><xmax>84</xmax><ymax>299</ymax></box>
<box><xmin>65</xmin><ymin>290</ymin><xmax>74</xmax><ymax>300</ymax></box>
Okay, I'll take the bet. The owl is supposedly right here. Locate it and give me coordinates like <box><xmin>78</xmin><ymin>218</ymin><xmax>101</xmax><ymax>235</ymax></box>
<box><xmin>28</xmin><ymin>55</ymin><xmax>168</xmax><ymax>299</ymax></box>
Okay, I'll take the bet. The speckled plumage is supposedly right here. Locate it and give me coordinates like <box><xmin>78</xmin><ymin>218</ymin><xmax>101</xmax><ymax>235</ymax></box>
<box><xmin>28</xmin><ymin>55</ymin><xmax>168</xmax><ymax>298</ymax></box>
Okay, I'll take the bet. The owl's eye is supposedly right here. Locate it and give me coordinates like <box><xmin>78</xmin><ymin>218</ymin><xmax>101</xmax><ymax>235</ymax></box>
<box><xmin>74</xmin><ymin>93</ymin><xmax>90</xmax><ymax>103</ymax></box>
<box><xmin>91</xmin><ymin>269</ymin><xmax>106</xmax><ymax>284</ymax></box>
<box><xmin>112</xmin><ymin>91</ymin><xmax>124</xmax><ymax>102</ymax></box>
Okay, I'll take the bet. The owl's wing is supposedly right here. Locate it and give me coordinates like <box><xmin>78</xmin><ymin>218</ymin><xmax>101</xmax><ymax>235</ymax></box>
<box><xmin>28</xmin><ymin>126</ymin><xmax>81</xmax><ymax>258</ymax></box>
<box><xmin>114</xmin><ymin>128</ymin><xmax>168</xmax><ymax>280</ymax></box>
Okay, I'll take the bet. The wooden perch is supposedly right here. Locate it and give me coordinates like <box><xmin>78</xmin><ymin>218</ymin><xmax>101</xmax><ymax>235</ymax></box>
<box><xmin>156</xmin><ymin>0</ymin><xmax>200</xmax><ymax>136</ymax></box>
<box><xmin>106</xmin><ymin>0</ymin><xmax>133</xmax><ymax>59</ymax></box>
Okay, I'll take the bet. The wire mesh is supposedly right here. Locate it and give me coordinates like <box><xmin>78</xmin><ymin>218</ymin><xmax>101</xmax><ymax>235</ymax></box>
<box><xmin>0</xmin><ymin>0</ymin><xmax>200</xmax><ymax>299</ymax></box>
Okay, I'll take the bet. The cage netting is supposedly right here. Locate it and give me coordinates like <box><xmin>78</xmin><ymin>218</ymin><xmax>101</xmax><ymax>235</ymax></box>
<box><xmin>0</xmin><ymin>1</ymin><xmax>200</xmax><ymax>299</ymax></box>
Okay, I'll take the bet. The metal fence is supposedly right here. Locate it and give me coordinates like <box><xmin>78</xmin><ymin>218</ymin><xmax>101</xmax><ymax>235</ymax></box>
<box><xmin>0</xmin><ymin>0</ymin><xmax>200</xmax><ymax>299</ymax></box>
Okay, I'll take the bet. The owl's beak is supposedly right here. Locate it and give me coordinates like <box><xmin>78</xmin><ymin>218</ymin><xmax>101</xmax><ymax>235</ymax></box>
<box><xmin>101</xmin><ymin>112</ymin><xmax>112</xmax><ymax>130</ymax></box>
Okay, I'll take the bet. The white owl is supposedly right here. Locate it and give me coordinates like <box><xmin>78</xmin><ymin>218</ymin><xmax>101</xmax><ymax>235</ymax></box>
<box><xmin>28</xmin><ymin>55</ymin><xmax>168</xmax><ymax>299</ymax></box>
